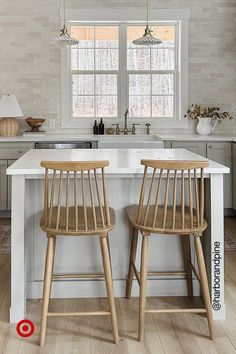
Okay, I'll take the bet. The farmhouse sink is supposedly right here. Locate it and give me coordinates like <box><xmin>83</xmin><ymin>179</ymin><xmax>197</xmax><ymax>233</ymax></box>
<box><xmin>98</xmin><ymin>134</ymin><xmax>164</xmax><ymax>148</ymax></box>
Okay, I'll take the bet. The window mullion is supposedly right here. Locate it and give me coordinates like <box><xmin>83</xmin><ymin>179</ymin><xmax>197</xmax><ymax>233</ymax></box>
<box><xmin>119</xmin><ymin>23</ymin><xmax>127</xmax><ymax>121</ymax></box>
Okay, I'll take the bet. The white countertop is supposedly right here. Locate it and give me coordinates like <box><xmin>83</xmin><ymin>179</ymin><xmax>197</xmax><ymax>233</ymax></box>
<box><xmin>0</xmin><ymin>133</ymin><xmax>235</xmax><ymax>143</ymax></box>
<box><xmin>6</xmin><ymin>148</ymin><xmax>230</xmax><ymax>176</ymax></box>
<box><xmin>157</xmin><ymin>133</ymin><xmax>236</xmax><ymax>142</ymax></box>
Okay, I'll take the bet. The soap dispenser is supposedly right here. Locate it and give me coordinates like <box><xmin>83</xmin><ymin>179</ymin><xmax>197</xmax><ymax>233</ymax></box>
<box><xmin>98</xmin><ymin>118</ymin><xmax>104</xmax><ymax>135</ymax></box>
<box><xmin>93</xmin><ymin>120</ymin><xmax>99</xmax><ymax>135</ymax></box>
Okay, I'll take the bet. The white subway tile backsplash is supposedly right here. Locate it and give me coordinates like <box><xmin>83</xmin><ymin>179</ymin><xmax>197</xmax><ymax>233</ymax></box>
<box><xmin>0</xmin><ymin>0</ymin><xmax>235</xmax><ymax>134</ymax></box>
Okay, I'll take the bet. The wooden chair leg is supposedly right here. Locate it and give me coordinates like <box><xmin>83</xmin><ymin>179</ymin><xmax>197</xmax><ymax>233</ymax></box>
<box><xmin>182</xmin><ymin>234</ymin><xmax>193</xmax><ymax>298</ymax></box>
<box><xmin>106</xmin><ymin>234</ymin><xmax>112</xmax><ymax>277</ymax></box>
<box><xmin>194</xmin><ymin>236</ymin><xmax>214</xmax><ymax>340</ymax></box>
<box><xmin>138</xmin><ymin>233</ymin><xmax>149</xmax><ymax>342</ymax></box>
<box><xmin>40</xmin><ymin>236</ymin><xmax>55</xmax><ymax>346</ymax></box>
<box><xmin>49</xmin><ymin>236</ymin><xmax>56</xmax><ymax>298</ymax></box>
<box><xmin>126</xmin><ymin>227</ymin><xmax>138</xmax><ymax>299</ymax></box>
<box><xmin>100</xmin><ymin>235</ymin><xmax>119</xmax><ymax>344</ymax></box>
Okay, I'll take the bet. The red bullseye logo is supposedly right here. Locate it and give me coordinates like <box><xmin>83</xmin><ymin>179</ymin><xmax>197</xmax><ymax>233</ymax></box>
<box><xmin>16</xmin><ymin>319</ymin><xmax>34</xmax><ymax>337</ymax></box>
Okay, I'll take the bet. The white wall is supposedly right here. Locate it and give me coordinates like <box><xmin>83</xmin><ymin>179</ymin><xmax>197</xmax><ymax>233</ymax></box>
<box><xmin>0</xmin><ymin>0</ymin><xmax>235</xmax><ymax>134</ymax></box>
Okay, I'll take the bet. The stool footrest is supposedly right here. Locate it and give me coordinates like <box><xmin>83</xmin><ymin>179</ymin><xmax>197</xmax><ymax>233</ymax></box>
<box><xmin>145</xmin><ymin>308</ymin><xmax>207</xmax><ymax>314</ymax></box>
<box><xmin>47</xmin><ymin>311</ymin><xmax>110</xmax><ymax>317</ymax></box>
<box><xmin>52</xmin><ymin>273</ymin><xmax>104</xmax><ymax>279</ymax></box>
<box><xmin>131</xmin><ymin>260</ymin><xmax>188</xmax><ymax>285</ymax></box>
<box><xmin>147</xmin><ymin>271</ymin><xmax>187</xmax><ymax>276</ymax></box>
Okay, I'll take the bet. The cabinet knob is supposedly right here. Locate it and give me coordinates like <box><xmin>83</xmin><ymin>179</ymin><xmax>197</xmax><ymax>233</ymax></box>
<box><xmin>18</xmin><ymin>149</ymin><xmax>24</xmax><ymax>153</ymax></box>
<box><xmin>208</xmin><ymin>144</ymin><xmax>213</xmax><ymax>149</ymax></box>
<box><xmin>0</xmin><ymin>163</ymin><xmax>6</xmax><ymax>167</ymax></box>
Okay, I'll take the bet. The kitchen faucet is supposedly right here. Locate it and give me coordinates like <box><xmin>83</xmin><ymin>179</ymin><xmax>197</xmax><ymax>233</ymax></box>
<box><xmin>112</xmin><ymin>109</ymin><xmax>139</xmax><ymax>135</ymax></box>
<box><xmin>124</xmin><ymin>108</ymin><xmax>129</xmax><ymax>135</ymax></box>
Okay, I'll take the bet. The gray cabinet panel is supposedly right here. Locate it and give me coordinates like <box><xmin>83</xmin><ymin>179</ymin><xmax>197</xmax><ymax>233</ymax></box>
<box><xmin>0</xmin><ymin>142</ymin><xmax>33</xmax><ymax>211</ymax></box>
<box><xmin>0</xmin><ymin>160</ymin><xmax>7</xmax><ymax>210</ymax></box>
<box><xmin>207</xmin><ymin>142</ymin><xmax>232</xmax><ymax>209</ymax></box>
<box><xmin>233</xmin><ymin>143</ymin><xmax>236</xmax><ymax>210</ymax></box>
<box><xmin>7</xmin><ymin>160</ymin><xmax>17</xmax><ymax>210</ymax></box>
<box><xmin>171</xmin><ymin>141</ymin><xmax>206</xmax><ymax>157</ymax></box>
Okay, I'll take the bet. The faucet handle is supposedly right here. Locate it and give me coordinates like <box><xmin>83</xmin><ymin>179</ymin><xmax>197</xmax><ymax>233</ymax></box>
<box><xmin>131</xmin><ymin>123</ymin><xmax>140</xmax><ymax>135</ymax></box>
<box><xmin>146</xmin><ymin>123</ymin><xmax>151</xmax><ymax>135</ymax></box>
<box><xmin>112</xmin><ymin>123</ymin><xmax>120</xmax><ymax>135</ymax></box>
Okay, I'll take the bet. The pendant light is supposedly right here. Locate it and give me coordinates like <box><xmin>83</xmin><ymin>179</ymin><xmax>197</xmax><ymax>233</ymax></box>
<box><xmin>132</xmin><ymin>0</ymin><xmax>162</xmax><ymax>46</ymax></box>
<box><xmin>57</xmin><ymin>0</ymin><xmax>79</xmax><ymax>47</ymax></box>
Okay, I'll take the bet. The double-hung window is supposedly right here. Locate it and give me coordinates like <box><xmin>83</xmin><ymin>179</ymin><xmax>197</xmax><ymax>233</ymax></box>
<box><xmin>61</xmin><ymin>9</ymin><xmax>189</xmax><ymax>129</ymax></box>
<box><xmin>71</xmin><ymin>26</ymin><xmax>119</xmax><ymax>118</ymax></box>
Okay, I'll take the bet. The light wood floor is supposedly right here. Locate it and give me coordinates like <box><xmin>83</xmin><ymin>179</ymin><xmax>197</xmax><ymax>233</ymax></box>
<box><xmin>0</xmin><ymin>217</ymin><xmax>236</xmax><ymax>354</ymax></box>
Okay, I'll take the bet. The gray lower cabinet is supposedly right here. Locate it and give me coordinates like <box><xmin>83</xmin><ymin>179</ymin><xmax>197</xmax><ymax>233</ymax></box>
<box><xmin>7</xmin><ymin>160</ymin><xmax>17</xmax><ymax>210</ymax></box>
<box><xmin>0</xmin><ymin>160</ymin><xmax>7</xmax><ymax>210</ymax></box>
<box><xmin>0</xmin><ymin>142</ymin><xmax>34</xmax><ymax>211</ymax></box>
<box><xmin>233</xmin><ymin>143</ymin><xmax>236</xmax><ymax>210</ymax></box>
<box><xmin>207</xmin><ymin>142</ymin><xmax>232</xmax><ymax>209</ymax></box>
<box><xmin>170</xmin><ymin>141</ymin><xmax>206</xmax><ymax>157</ymax></box>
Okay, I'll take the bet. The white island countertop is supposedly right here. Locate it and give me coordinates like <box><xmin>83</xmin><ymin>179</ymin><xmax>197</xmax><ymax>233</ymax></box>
<box><xmin>7</xmin><ymin>148</ymin><xmax>230</xmax><ymax>176</ymax></box>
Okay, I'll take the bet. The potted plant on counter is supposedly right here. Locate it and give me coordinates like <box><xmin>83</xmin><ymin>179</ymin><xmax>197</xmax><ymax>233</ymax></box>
<box><xmin>185</xmin><ymin>104</ymin><xmax>234</xmax><ymax>135</ymax></box>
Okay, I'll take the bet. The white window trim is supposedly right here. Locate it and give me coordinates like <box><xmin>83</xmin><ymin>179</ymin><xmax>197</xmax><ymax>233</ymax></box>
<box><xmin>61</xmin><ymin>8</ymin><xmax>190</xmax><ymax>130</ymax></box>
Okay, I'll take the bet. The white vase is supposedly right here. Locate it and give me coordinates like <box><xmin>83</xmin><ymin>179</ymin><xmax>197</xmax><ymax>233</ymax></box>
<box><xmin>196</xmin><ymin>117</ymin><xmax>217</xmax><ymax>135</ymax></box>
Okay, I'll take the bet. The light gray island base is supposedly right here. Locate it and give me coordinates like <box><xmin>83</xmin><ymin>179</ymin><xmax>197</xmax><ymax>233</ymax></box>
<box><xmin>7</xmin><ymin>149</ymin><xmax>229</xmax><ymax>323</ymax></box>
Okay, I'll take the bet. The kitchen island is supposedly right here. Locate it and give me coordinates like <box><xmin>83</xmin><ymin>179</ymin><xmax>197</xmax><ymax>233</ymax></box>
<box><xmin>7</xmin><ymin>148</ymin><xmax>229</xmax><ymax>323</ymax></box>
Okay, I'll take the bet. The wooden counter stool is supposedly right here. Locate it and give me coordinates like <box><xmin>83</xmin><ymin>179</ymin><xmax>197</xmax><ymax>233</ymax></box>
<box><xmin>39</xmin><ymin>161</ymin><xmax>119</xmax><ymax>346</ymax></box>
<box><xmin>126</xmin><ymin>160</ymin><xmax>214</xmax><ymax>341</ymax></box>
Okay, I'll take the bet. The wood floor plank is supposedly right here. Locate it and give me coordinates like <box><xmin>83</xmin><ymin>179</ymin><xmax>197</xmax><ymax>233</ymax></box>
<box><xmin>119</xmin><ymin>297</ymin><xmax>165</xmax><ymax>354</ymax></box>
<box><xmin>90</xmin><ymin>297</ymin><xmax>128</xmax><ymax>354</ymax></box>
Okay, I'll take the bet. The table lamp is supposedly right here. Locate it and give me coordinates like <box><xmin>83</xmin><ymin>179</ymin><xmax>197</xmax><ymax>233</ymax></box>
<box><xmin>0</xmin><ymin>95</ymin><xmax>24</xmax><ymax>136</ymax></box>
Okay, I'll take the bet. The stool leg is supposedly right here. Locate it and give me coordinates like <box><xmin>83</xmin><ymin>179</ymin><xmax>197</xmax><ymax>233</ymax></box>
<box><xmin>49</xmin><ymin>236</ymin><xmax>56</xmax><ymax>298</ymax></box>
<box><xmin>40</xmin><ymin>236</ymin><xmax>55</xmax><ymax>346</ymax></box>
<box><xmin>100</xmin><ymin>235</ymin><xmax>119</xmax><ymax>344</ymax></box>
<box><xmin>106</xmin><ymin>234</ymin><xmax>112</xmax><ymax>277</ymax></box>
<box><xmin>126</xmin><ymin>227</ymin><xmax>138</xmax><ymax>299</ymax></box>
<box><xmin>138</xmin><ymin>233</ymin><xmax>149</xmax><ymax>342</ymax></box>
<box><xmin>194</xmin><ymin>236</ymin><xmax>214</xmax><ymax>340</ymax></box>
<box><xmin>182</xmin><ymin>234</ymin><xmax>193</xmax><ymax>298</ymax></box>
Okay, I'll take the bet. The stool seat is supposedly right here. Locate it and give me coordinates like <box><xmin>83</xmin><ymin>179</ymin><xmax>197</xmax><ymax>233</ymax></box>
<box><xmin>40</xmin><ymin>206</ymin><xmax>116</xmax><ymax>236</ymax></box>
<box><xmin>126</xmin><ymin>205</ymin><xmax>207</xmax><ymax>235</ymax></box>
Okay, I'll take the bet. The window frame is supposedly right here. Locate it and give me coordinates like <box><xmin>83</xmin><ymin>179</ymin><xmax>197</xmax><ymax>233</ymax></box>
<box><xmin>70</xmin><ymin>24</ymin><xmax>121</xmax><ymax>120</ymax></box>
<box><xmin>126</xmin><ymin>22</ymin><xmax>178</xmax><ymax>120</ymax></box>
<box><xmin>61</xmin><ymin>8</ymin><xmax>190</xmax><ymax>130</ymax></box>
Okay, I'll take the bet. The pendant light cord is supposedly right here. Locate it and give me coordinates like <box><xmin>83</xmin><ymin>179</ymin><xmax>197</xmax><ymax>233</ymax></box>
<box><xmin>63</xmin><ymin>0</ymin><xmax>66</xmax><ymax>27</ymax></box>
<box><xmin>146</xmin><ymin>0</ymin><xmax>149</xmax><ymax>27</ymax></box>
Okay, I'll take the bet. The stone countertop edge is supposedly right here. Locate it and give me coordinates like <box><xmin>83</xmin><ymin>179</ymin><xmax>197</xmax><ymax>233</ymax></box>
<box><xmin>0</xmin><ymin>133</ymin><xmax>235</xmax><ymax>143</ymax></box>
<box><xmin>6</xmin><ymin>148</ymin><xmax>230</xmax><ymax>175</ymax></box>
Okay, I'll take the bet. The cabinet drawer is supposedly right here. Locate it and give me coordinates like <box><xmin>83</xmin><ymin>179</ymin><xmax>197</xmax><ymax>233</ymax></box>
<box><xmin>0</xmin><ymin>147</ymin><xmax>30</xmax><ymax>159</ymax></box>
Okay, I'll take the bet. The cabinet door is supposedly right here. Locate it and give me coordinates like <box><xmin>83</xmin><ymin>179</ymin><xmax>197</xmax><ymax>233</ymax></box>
<box><xmin>0</xmin><ymin>160</ymin><xmax>7</xmax><ymax>210</ymax></box>
<box><xmin>207</xmin><ymin>142</ymin><xmax>232</xmax><ymax>208</ymax></box>
<box><xmin>171</xmin><ymin>141</ymin><xmax>206</xmax><ymax>157</ymax></box>
<box><xmin>7</xmin><ymin>160</ymin><xmax>17</xmax><ymax>210</ymax></box>
<box><xmin>233</xmin><ymin>143</ymin><xmax>236</xmax><ymax>210</ymax></box>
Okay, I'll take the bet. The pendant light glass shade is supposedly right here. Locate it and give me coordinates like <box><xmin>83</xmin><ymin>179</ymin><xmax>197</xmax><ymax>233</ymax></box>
<box><xmin>57</xmin><ymin>0</ymin><xmax>79</xmax><ymax>47</ymax></box>
<box><xmin>132</xmin><ymin>25</ymin><xmax>162</xmax><ymax>46</ymax></box>
<box><xmin>58</xmin><ymin>25</ymin><xmax>79</xmax><ymax>47</ymax></box>
<box><xmin>132</xmin><ymin>0</ymin><xmax>162</xmax><ymax>46</ymax></box>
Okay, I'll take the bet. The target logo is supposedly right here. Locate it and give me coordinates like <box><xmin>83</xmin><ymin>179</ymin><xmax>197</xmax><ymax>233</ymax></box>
<box><xmin>16</xmin><ymin>319</ymin><xmax>34</xmax><ymax>337</ymax></box>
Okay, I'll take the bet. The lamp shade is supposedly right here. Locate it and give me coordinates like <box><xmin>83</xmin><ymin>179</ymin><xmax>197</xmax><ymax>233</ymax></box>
<box><xmin>0</xmin><ymin>95</ymin><xmax>24</xmax><ymax>117</ymax></box>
